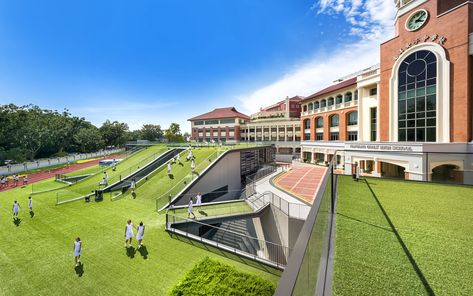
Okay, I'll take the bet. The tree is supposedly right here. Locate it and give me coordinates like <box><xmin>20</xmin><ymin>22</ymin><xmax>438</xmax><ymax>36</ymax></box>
<box><xmin>99</xmin><ymin>120</ymin><xmax>129</xmax><ymax>147</ymax></box>
<box><xmin>140</xmin><ymin>124</ymin><xmax>163</xmax><ymax>141</ymax></box>
<box><xmin>74</xmin><ymin>126</ymin><xmax>105</xmax><ymax>153</ymax></box>
<box><xmin>165</xmin><ymin>123</ymin><xmax>184</xmax><ymax>143</ymax></box>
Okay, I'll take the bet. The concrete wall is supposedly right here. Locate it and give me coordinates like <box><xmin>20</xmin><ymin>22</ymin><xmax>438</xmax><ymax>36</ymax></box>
<box><xmin>259</xmin><ymin>205</ymin><xmax>304</xmax><ymax>250</ymax></box>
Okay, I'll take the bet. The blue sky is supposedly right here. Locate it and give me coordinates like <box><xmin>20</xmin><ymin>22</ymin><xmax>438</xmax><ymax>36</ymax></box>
<box><xmin>0</xmin><ymin>0</ymin><xmax>395</xmax><ymax>131</ymax></box>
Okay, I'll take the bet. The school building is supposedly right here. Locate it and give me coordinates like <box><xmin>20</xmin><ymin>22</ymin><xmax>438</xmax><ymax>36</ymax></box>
<box><xmin>301</xmin><ymin>0</ymin><xmax>473</xmax><ymax>184</ymax></box>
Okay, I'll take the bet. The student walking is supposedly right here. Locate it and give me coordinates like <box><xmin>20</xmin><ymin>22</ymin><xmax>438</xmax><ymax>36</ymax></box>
<box><xmin>23</xmin><ymin>175</ymin><xmax>28</xmax><ymax>186</ymax></box>
<box><xmin>73</xmin><ymin>237</ymin><xmax>82</xmax><ymax>266</ymax></box>
<box><xmin>12</xmin><ymin>200</ymin><xmax>20</xmax><ymax>218</ymax></box>
<box><xmin>356</xmin><ymin>162</ymin><xmax>361</xmax><ymax>181</ymax></box>
<box><xmin>136</xmin><ymin>222</ymin><xmax>145</xmax><ymax>248</ymax></box>
<box><xmin>167</xmin><ymin>162</ymin><xmax>172</xmax><ymax>175</ymax></box>
<box><xmin>195</xmin><ymin>192</ymin><xmax>202</xmax><ymax>209</ymax></box>
<box><xmin>191</xmin><ymin>159</ymin><xmax>195</xmax><ymax>173</ymax></box>
<box><xmin>28</xmin><ymin>196</ymin><xmax>33</xmax><ymax>212</ymax></box>
<box><xmin>187</xmin><ymin>198</ymin><xmax>196</xmax><ymax>219</ymax></box>
<box><xmin>130</xmin><ymin>179</ymin><xmax>136</xmax><ymax>194</ymax></box>
<box><xmin>124</xmin><ymin>220</ymin><xmax>134</xmax><ymax>248</ymax></box>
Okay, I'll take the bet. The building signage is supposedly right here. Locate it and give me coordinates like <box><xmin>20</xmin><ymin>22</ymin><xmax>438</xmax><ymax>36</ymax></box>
<box><xmin>393</xmin><ymin>33</ymin><xmax>447</xmax><ymax>60</ymax></box>
<box><xmin>347</xmin><ymin>144</ymin><xmax>422</xmax><ymax>152</ymax></box>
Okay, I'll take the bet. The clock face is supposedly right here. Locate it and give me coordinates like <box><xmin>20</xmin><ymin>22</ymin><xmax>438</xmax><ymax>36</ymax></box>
<box><xmin>406</xmin><ymin>9</ymin><xmax>429</xmax><ymax>31</ymax></box>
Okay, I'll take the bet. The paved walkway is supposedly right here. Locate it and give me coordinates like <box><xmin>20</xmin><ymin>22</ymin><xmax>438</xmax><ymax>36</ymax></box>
<box><xmin>0</xmin><ymin>153</ymin><xmax>126</xmax><ymax>193</ymax></box>
<box><xmin>273</xmin><ymin>163</ymin><xmax>327</xmax><ymax>205</ymax></box>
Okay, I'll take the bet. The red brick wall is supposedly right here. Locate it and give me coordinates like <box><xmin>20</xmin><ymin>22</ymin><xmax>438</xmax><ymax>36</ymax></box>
<box><xmin>300</xmin><ymin>106</ymin><xmax>357</xmax><ymax>142</ymax></box>
<box><xmin>380</xmin><ymin>0</ymin><xmax>472</xmax><ymax>142</ymax></box>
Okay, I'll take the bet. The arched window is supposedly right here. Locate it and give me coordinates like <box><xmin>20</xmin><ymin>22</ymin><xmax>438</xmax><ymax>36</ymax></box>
<box><xmin>314</xmin><ymin>101</ymin><xmax>320</xmax><ymax>109</ymax></box>
<box><xmin>330</xmin><ymin>115</ymin><xmax>339</xmax><ymax>127</ymax></box>
<box><xmin>328</xmin><ymin>97</ymin><xmax>334</xmax><ymax>106</ymax></box>
<box><xmin>398</xmin><ymin>50</ymin><xmax>437</xmax><ymax>142</ymax></box>
<box><xmin>345</xmin><ymin>92</ymin><xmax>352</xmax><ymax>102</ymax></box>
<box><xmin>336</xmin><ymin>95</ymin><xmax>343</xmax><ymax>104</ymax></box>
<box><xmin>304</xmin><ymin>118</ymin><xmax>311</xmax><ymax>129</ymax></box>
<box><xmin>321</xmin><ymin>99</ymin><xmax>327</xmax><ymax>108</ymax></box>
<box><xmin>316</xmin><ymin>117</ymin><xmax>323</xmax><ymax>128</ymax></box>
<box><xmin>303</xmin><ymin>105</ymin><xmax>307</xmax><ymax>112</ymax></box>
<box><xmin>347</xmin><ymin>111</ymin><xmax>358</xmax><ymax>125</ymax></box>
<box><xmin>308</xmin><ymin>103</ymin><xmax>313</xmax><ymax>111</ymax></box>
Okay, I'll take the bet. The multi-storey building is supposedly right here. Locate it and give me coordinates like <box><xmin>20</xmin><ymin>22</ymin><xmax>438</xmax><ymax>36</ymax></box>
<box><xmin>241</xmin><ymin>96</ymin><xmax>302</xmax><ymax>154</ymax></box>
<box><xmin>301</xmin><ymin>0</ymin><xmax>473</xmax><ymax>184</ymax></box>
<box><xmin>189</xmin><ymin>107</ymin><xmax>250</xmax><ymax>143</ymax></box>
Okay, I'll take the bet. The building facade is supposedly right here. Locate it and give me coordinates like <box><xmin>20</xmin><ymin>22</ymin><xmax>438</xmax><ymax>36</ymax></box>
<box><xmin>301</xmin><ymin>0</ymin><xmax>473</xmax><ymax>184</ymax></box>
<box><xmin>189</xmin><ymin>107</ymin><xmax>250</xmax><ymax>143</ymax></box>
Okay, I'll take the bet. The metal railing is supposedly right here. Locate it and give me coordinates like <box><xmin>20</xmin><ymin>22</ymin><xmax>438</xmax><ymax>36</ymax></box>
<box><xmin>245</xmin><ymin>165</ymin><xmax>279</xmax><ymax>196</ymax></box>
<box><xmin>248</xmin><ymin>191</ymin><xmax>311</xmax><ymax>220</ymax></box>
<box><xmin>166</xmin><ymin>212</ymin><xmax>291</xmax><ymax>269</ymax></box>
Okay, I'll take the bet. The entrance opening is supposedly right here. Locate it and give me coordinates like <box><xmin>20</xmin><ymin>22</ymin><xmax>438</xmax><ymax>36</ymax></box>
<box><xmin>303</xmin><ymin>152</ymin><xmax>312</xmax><ymax>163</ymax></box>
<box><xmin>432</xmin><ymin>164</ymin><xmax>462</xmax><ymax>183</ymax></box>
<box><xmin>380</xmin><ymin>162</ymin><xmax>406</xmax><ymax>179</ymax></box>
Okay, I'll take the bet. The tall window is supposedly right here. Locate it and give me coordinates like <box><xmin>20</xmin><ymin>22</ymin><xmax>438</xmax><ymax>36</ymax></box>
<box><xmin>330</xmin><ymin>115</ymin><xmax>339</xmax><ymax>127</ymax></box>
<box><xmin>370</xmin><ymin>107</ymin><xmax>377</xmax><ymax>141</ymax></box>
<box><xmin>304</xmin><ymin>119</ymin><xmax>311</xmax><ymax>129</ymax></box>
<box><xmin>345</xmin><ymin>92</ymin><xmax>352</xmax><ymax>102</ymax></box>
<box><xmin>336</xmin><ymin>95</ymin><xmax>343</xmax><ymax>104</ymax></box>
<box><xmin>316</xmin><ymin>117</ymin><xmax>323</xmax><ymax>128</ymax></box>
<box><xmin>398</xmin><ymin>50</ymin><xmax>437</xmax><ymax>142</ymax></box>
<box><xmin>347</xmin><ymin>112</ymin><xmax>358</xmax><ymax>126</ymax></box>
<box><xmin>314</xmin><ymin>101</ymin><xmax>320</xmax><ymax>109</ymax></box>
<box><xmin>308</xmin><ymin>103</ymin><xmax>313</xmax><ymax>111</ymax></box>
<box><xmin>328</xmin><ymin>97</ymin><xmax>334</xmax><ymax>106</ymax></box>
<box><xmin>321</xmin><ymin>99</ymin><xmax>327</xmax><ymax>108</ymax></box>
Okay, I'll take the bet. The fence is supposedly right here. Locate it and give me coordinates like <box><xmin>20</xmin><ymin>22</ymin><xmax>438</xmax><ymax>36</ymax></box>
<box><xmin>247</xmin><ymin>191</ymin><xmax>311</xmax><ymax>220</ymax></box>
<box><xmin>245</xmin><ymin>165</ymin><xmax>279</xmax><ymax>196</ymax></box>
<box><xmin>166</xmin><ymin>212</ymin><xmax>291</xmax><ymax>269</ymax></box>
<box><xmin>0</xmin><ymin>148</ymin><xmax>124</xmax><ymax>175</ymax></box>
<box><xmin>275</xmin><ymin>155</ymin><xmax>335</xmax><ymax>295</ymax></box>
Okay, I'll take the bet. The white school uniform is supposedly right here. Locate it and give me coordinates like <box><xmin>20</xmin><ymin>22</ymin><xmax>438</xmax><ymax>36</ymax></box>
<box><xmin>196</xmin><ymin>194</ymin><xmax>202</xmax><ymax>206</ymax></box>
<box><xmin>191</xmin><ymin>160</ymin><xmax>195</xmax><ymax>170</ymax></box>
<box><xmin>188</xmin><ymin>201</ymin><xmax>194</xmax><ymax>214</ymax></box>
<box><xmin>136</xmin><ymin>225</ymin><xmax>144</xmax><ymax>241</ymax></box>
<box><xmin>130</xmin><ymin>181</ymin><xmax>136</xmax><ymax>190</ymax></box>
<box><xmin>13</xmin><ymin>203</ymin><xmax>20</xmax><ymax>214</ymax></box>
<box><xmin>28</xmin><ymin>199</ymin><xmax>33</xmax><ymax>210</ymax></box>
<box><xmin>356</xmin><ymin>166</ymin><xmax>360</xmax><ymax>179</ymax></box>
<box><xmin>74</xmin><ymin>240</ymin><xmax>81</xmax><ymax>257</ymax></box>
<box><xmin>167</xmin><ymin>163</ymin><xmax>171</xmax><ymax>173</ymax></box>
<box><xmin>125</xmin><ymin>223</ymin><xmax>134</xmax><ymax>240</ymax></box>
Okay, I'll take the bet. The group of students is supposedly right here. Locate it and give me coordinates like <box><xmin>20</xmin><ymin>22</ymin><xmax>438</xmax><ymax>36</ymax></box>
<box><xmin>1</xmin><ymin>175</ymin><xmax>28</xmax><ymax>189</ymax></box>
<box><xmin>11</xmin><ymin>197</ymin><xmax>33</xmax><ymax>218</ymax></box>
<box><xmin>166</xmin><ymin>146</ymin><xmax>196</xmax><ymax>176</ymax></box>
<box><xmin>73</xmin><ymin>219</ymin><xmax>146</xmax><ymax>267</ymax></box>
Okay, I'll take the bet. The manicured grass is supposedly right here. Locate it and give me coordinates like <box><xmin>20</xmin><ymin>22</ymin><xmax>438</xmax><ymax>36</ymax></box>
<box><xmin>170</xmin><ymin>201</ymin><xmax>253</xmax><ymax>219</ymax></box>
<box><xmin>0</xmin><ymin>147</ymin><xmax>280</xmax><ymax>295</ymax></box>
<box><xmin>169</xmin><ymin>257</ymin><xmax>275</xmax><ymax>296</ymax></box>
<box><xmin>333</xmin><ymin>176</ymin><xmax>473</xmax><ymax>295</ymax></box>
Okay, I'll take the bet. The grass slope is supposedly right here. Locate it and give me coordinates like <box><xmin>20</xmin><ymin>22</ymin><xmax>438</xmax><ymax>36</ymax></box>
<box><xmin>0</xmin><ymin>147</ymin><xmax>280</xmax><ymax>295</ymax></box>
<box><xmin>333</xmin><ymin>176</ymin><xmax>473</xmax><ymax>295</ymax></box>
<box><xmin>169</xmin><ymin>257</ymin><xmax>275</xmax><ymax>296</ymax></box>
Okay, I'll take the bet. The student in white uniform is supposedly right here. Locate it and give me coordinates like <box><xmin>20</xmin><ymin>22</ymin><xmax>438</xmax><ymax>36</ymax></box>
<box><xmin>136</xmin><ymin>222</ymin><xmax>145</xmax><ymax>248</ymax></box>
<box><xmin>73</xmin><ymin>237</ymin><xmax>82</xmax><ymax>266</ymax></box>
<box><xmin>191</xmin><ymin>159</ymin><xmax>195</xmax><ymax>173</ymax></box>
<box><xmin>28</xmin><ymin>196</ymin><xmax>33</xmax><ymax>212</ymax></box>
<box><xmin>124</xmin><ymin>220</ymin><xmax>134</xmax><ymax>248</ymax></box>
<box><xmin>356</xmin><ymin>162</ymin><xmax>361</xmax><ymax>181</ymax></box>
<box><xmin>195</xmin><ymin>192</ymin><xmax>202</xmax><ymax>210</ymax></box>
<box><xmin>187</xmin><ymin>198</ymin><xmax>196</xmax><ymax>219</ymax></box>
<box><xmin>12</xmin><ymin>200</ymin><xmax>20</xmax><ymax>218</ymax></box>
<box><xmin>130</xmin><ymin>179</ymin><xmax>136</xmax><ymax>194</ymax></box>
<box><xmin>167</xmin><ymin>162</ymin><xmax>172</xmax><ymax>175</ymax></box>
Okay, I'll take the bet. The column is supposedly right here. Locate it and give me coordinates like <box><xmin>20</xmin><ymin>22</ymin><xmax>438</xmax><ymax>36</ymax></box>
<box><xmin>357</xmin><ymin>87</ymin><xmax>363</xmax><ymax>141</ymax></box>
<box><xmin>293</xmin><ymin>124</ymin><xmax>296</xmax><ymax>141</ymax></box>
<box><xmin>376</xmin><ymin>82</ymin><xmax>380</xmax><ymax>141</ymax></box>
<box><xmin>284</xmin><ymin>125</ymin><xmax>287</xmax><ymax>142</ymax></box>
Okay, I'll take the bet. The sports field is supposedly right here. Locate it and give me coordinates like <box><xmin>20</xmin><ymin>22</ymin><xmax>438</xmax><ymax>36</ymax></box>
<box><xmin>333</xmin><ymin>176</ymin><xmax>473</xmax><ymax>295</ymax></box>
<box><xmin>0</xmin><ymin>145</ymin><xmax>280</xmax><ymax>295</ymax></box>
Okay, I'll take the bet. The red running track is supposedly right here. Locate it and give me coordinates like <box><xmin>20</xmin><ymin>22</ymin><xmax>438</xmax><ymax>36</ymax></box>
<box><xmin>273</xmin><ymin>163</ymin><xmax>327</xmax><ymax>205</ymax></box>
<box><xmin>0</xmin><ymin>153</ymin><xmax>127</xmax><ymax>193</ymax></box>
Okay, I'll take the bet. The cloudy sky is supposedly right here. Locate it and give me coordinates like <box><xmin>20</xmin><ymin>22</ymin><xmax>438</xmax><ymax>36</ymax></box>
<box><xmin>0</xmin><ymin>0</ymin><xmax>396</xmax><ymax>132</ymax></box>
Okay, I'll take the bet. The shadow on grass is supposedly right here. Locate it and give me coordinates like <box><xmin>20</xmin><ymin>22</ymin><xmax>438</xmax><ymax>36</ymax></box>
<box><xmin>198</xmin><ymin>210</ymin><xmax>208</xmax><ymax>216</ymax></box>
<box><xmin>337</xmin><ymin>212</ymin><xmax>392</xmax><ymax>233</ymax></box>
<box><xmin>138</xmin><ymin>246</ymin><xmax>149</xmax><ymax>259</ymax></box>
<box><xmin>13</xmin><ymin>217</ymin><xmax>21</xmax><ymax>226</ymax></box>
<box><xmin>30</xmin><ymin>211</ymin><xmax>35</xmax><ymax>218</ymax></box>
<box><xmin>363</xmin><ymin>179</ymin><xmax>435</xmax><ymax>296</ymax></box>
<box><xmin>167</xmin><ymin>232</ymin><xmax>281</xmax><ymax>276</ymax></box>
<box><xmin>168</xmin><ymin>174</ymin><xmax>174</xmax><ymax>179</ymax></box>
<box><xmin>75</xmin><ymin>263</ymin><xmax>84</xmax><ymax>277</ymax></box>
<box><xmin>126</xmin><ymin>246</ymin><xmax>136</xmax><ymax>259</ymax></box>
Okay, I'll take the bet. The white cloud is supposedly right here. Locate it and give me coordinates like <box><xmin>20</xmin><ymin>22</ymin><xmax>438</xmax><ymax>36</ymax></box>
<box><xmin>237</xmin><ymin>0</ymin><xmax>396</xmax><ymax>114</ymax></box>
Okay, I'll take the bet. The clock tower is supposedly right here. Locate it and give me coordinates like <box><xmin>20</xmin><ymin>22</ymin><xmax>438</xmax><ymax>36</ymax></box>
<box><xmin>378</xmin><ymin>0</ymin><xmax>473</xmax><ymax>143</ymax></box>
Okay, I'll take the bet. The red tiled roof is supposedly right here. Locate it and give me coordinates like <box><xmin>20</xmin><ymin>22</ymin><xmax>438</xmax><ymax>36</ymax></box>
<box><xmin>302</xmin><ymin>77</ymin><xmax>357</xmax><ymax>101</ymax></box>
<box><xmin>261</xmin><ymin>96</ymin><xmax>304</xmax><ymax>111</ymax></box>
<box><xmin>188</xmin><ymin>107</ymin><xmax>250</xmax><ymax>121</ymax></box>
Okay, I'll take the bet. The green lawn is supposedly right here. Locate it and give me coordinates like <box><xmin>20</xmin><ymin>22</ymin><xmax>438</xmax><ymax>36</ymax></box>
<box><xmin>333</xmin><ymin>176</ymin><xmax>473</xmax><ymax>295</ymax></box>
<box><xmin>169</xmin><ymin>201</ymin><xmax>253</xmax><ymax>220</ymax></box>
<box><xmin>0</xmin><ymin>146</ymin><xmax>280</xmax><ymax>295</ymax></box>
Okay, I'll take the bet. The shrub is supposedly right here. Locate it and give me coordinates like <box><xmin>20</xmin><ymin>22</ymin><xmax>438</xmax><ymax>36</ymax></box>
<box><xmin>169</xmin><ymin>257</ymin><xmax>275</xmax><ymax>296</ymax></box>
